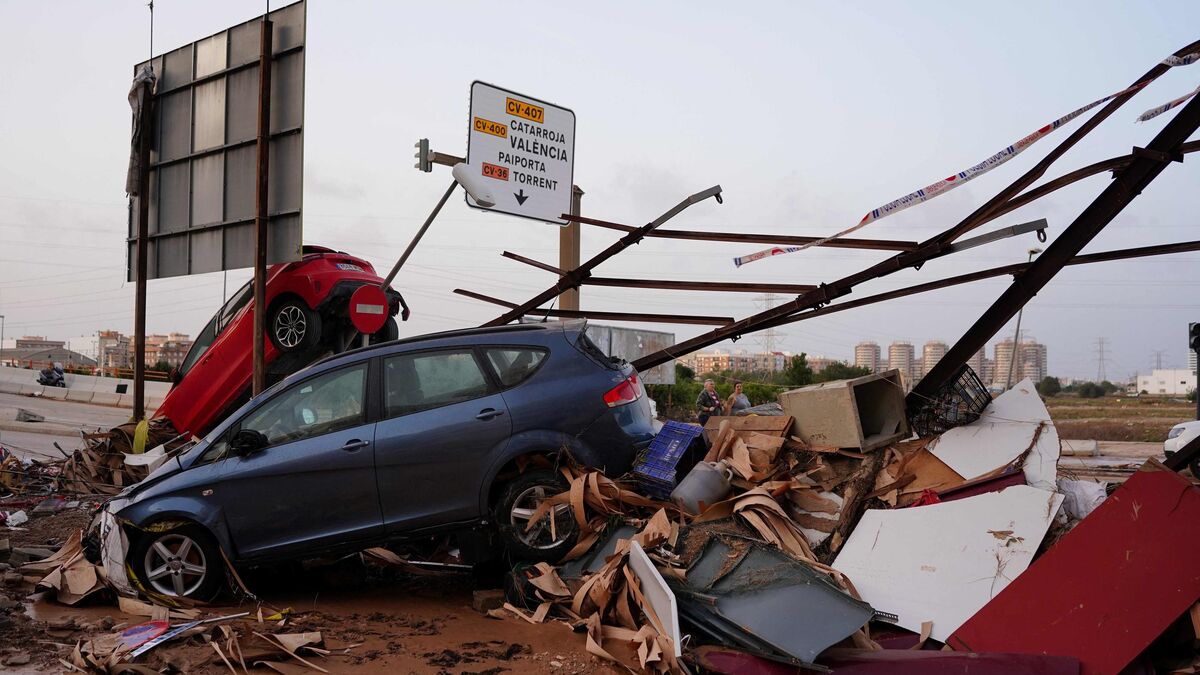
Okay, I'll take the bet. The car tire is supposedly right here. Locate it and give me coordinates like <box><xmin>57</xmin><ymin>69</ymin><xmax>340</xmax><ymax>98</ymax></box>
<box><xmin>268</xmin><ymin>298</ymin><xmax>321</xmax><ymax>353</ymax></box>
<box><xmin>369</xmin><ymin>316</ymin><xmax>399</xmax><ymax>345</ymax></box>
<box><xmin>129</xmin><ymin>524</ymin><xmax>224</xmax><ymax>601</ymax></box>
<box><xmin>494</xmin><ymin>469</ymin><xmax>577</xmax><ymax>563</ymax></box>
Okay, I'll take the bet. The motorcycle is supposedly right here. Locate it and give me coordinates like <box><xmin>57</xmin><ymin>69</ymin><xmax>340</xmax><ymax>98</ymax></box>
<box><xmin>37</xmin><ymin>363</ymin><xmax>66</xmax><ymax>388</ymax></box>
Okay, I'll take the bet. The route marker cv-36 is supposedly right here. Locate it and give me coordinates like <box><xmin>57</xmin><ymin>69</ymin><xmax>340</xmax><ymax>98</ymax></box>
<box><xmin>465</xmin><ymin>82</ymin><xmax>576</xmax><ymax>226</ymax></box>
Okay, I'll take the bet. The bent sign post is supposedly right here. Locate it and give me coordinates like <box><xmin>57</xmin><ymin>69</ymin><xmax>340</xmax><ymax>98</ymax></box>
<box><xmin>466</xmin><ymin>82</ymin><xmax>576</xmax><ymax>225</ymax></box>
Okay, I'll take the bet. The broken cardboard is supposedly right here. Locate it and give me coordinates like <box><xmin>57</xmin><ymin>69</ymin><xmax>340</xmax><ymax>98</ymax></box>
<box><xmin>948</xmin><ymin>460</ymin><xmax>1200</xmax><ymax>675</ymax></box>
<box><xmin>832</xmin><ymin>484</ymin><xmax>1063</xmax><ymax>642</ymax></box>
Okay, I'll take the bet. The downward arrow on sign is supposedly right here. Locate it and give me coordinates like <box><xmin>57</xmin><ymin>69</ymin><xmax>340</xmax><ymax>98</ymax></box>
<box><xmin>514</xmin><ymin>189</ymin><xmax>529</xmax><ymax>205</ymax></box>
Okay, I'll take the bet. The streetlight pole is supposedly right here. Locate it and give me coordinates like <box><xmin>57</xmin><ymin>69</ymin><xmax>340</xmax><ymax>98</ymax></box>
<box><xmin>1005</xmin><ymin>247</ymin><xmax>1042</xmax><ymax>390</ymax></box>
<box><xmin>0</xmin><ymin>315</ymin><xmax>5</xmax><ymax>366</ymax></box>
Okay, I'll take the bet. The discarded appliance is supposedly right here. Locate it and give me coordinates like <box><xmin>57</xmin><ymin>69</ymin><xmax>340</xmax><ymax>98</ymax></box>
<box><xmin>832</xmin><ymin>484</ymin><xmax>1063</xmax><ymax>642</ymax></box>
<box><xmin>948</xmin><ymin>460</ymin><xmax>1200</xmax><ymax>675</ymax></box>
<box><xmin>779</xmin><ymin>370</ymin><xmax>908</xmax><ymax>451</ymax></box>
<box><xmin>925</xmin><ymin>378</ymin><xmax>1059</xmax><ymax>491</ymax></box>
<box><xmin>674</xmin><ymin>533</ymin><xmax>876</xmax><ymax>666</ymax></box>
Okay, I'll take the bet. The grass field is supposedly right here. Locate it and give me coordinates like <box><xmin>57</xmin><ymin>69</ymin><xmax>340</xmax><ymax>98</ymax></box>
<box><xmin>1046</xmin><ymin>395</ymin><xmax>1192</xmax><ymax>442</ymax></box>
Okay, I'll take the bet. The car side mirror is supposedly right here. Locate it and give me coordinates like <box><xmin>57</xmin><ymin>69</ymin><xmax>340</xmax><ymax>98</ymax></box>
<box><xmin>169</xmin><ymin>368</ymin><xmax>181</xmax><ymax>385</ymax></box>
<box><xmin>230</xmin><ymin>429</ymin><xmax>269</xmax><ymax>457</ymax></box>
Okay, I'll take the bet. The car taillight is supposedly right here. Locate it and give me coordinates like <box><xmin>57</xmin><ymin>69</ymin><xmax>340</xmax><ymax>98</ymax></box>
<box><xmin>603</xmin><ymin>373</ymin><xmax>642</xmax><ymax>408</ymax></box>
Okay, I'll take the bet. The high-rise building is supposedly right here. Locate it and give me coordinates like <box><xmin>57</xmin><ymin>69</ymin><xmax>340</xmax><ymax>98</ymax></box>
<box><xmin>854</xmin><ymin>342</ymin><xmax>881</xmax><ymax>373</ymax></box>
<box><xmin>888</xmin><ymin>341</ymin><xmax>916</xmax><ymax>388</ymax></box>
<box><xmin>922</xmin><ymin>340</ymin><xmax>948</xmax><ymax>376</ymax></box>
<box><xmin>993</xmin><ymin>336</ymin><xmax>1048</xmax><ymax>386</ymax></box>
<box><xmin>967</xmin><ymin>347</ymin><xmax>985</xmax><ymax>376</ymax></box>
<box><xmin>1019</xmin><ymin>338</ymin><xmax>1048</xmax><ymax>382</ymax></box>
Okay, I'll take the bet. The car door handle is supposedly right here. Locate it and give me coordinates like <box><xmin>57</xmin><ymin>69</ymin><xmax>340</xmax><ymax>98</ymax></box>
<box><xmin>342</xmin><ymin>439</ymin><xmax>370</xmax><ymax>451</ymax></box>
<box><xmin>475</xmin><ymin>409</ymin><xmax>504</xmax><ymax>421</ymax></box>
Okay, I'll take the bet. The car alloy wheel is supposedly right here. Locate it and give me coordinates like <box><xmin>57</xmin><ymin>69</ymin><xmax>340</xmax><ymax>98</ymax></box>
<box><xmin>142</xmin><ymin>533</ymin><xmax>208</xmax><ymax>597</ymax></box>
<box><xmin>508</xmin><ymin>485</ymin><xmax>573</xmax><ymax>550</ymax></box>
<box><xmin>273</xmin><ymin>305</ymin><xmax>308</xmax><ymax>348</ymax></box>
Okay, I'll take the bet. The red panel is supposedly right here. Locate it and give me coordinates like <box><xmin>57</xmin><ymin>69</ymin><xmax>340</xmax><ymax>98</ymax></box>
<box><xmin>947</xmin><ymin>462</ymin><xmax>1200</xmax><ymax>675</ymax></box>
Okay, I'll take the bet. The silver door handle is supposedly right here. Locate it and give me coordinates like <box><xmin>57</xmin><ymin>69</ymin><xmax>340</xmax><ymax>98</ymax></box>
<box><xmin>475</xmin><ymin>409</ymin><xmax>504</xmax><ymax>420</ymax></box>
<box><xmin>342</xmin><ymin>439</ymin><xmax>370</xmax><ymax>451</ymax></box>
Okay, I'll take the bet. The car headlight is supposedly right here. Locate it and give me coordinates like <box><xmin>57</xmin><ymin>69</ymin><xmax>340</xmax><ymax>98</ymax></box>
<box><xmin>1168</xmin><ymin>426</ymin><xmax>1186</xmax><ymax>439</ymax></box>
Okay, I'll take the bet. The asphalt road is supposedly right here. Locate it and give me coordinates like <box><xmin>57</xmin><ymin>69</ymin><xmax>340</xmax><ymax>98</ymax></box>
<box><xmin>0</xmin><ymin>391</ymin><xmax>129</xmax><ymax>460</ymax></box>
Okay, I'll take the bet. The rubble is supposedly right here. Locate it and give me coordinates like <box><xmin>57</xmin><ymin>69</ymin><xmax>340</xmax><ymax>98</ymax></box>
<box><xmin>9</xmin><ymin>364</ymin><xmax>1200</xmax><ymax>673</ymax></box>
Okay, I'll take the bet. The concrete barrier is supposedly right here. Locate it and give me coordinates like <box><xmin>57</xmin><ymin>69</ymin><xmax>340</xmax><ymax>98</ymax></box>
<box><xmin>91</xmin><ymin>392</ymin><xmax>122</xmax><ymax>406</ymax></box>
<box><xmin>0</xmin><ymin>365</ymin><xmax>170</xmax><ymax>410</ymax></box>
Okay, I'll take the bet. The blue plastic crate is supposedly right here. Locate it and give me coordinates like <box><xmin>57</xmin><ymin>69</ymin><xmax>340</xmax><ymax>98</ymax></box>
<box><xmin>632</xmin><ymin>421</ymin><xmax>704</xmax><ymax>497</ymax></box>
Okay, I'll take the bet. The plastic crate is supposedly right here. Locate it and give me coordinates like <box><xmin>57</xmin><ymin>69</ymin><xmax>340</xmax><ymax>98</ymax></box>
<box><xmin>909</xmin><ymin>364</ymin><xmax>992</xmax><ymax>437</ymax></box>
<box><xmin>633</xmin><ymin>421</ymin><xmax>704</xmax><ymax>499</ymax></box>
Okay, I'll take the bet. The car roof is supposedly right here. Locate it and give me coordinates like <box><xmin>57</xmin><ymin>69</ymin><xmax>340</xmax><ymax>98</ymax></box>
<box><xmin>311</xmin><ymin>319</ymin><xmax>587</xmax><ymax>369</ymax></box>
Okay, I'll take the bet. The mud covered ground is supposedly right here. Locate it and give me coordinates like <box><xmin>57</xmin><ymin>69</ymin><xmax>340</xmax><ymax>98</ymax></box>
<box><xmin>1</xmin><ymin>508</ymin><xmax>620</xmax><ymax>674</ymax></box>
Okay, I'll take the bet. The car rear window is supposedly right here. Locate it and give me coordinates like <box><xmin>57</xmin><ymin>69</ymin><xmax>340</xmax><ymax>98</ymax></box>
<box><xmin>485</xmin><ymin>347</ymin><xmax>548</xmax><ymax>387</ymax></box>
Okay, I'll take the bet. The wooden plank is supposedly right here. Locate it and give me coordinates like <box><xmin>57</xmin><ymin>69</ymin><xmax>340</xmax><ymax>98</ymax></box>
<box><xmin>702</xmin><ymin>416</ymin><xmax>792</xmax><ymax>444</ymax></box>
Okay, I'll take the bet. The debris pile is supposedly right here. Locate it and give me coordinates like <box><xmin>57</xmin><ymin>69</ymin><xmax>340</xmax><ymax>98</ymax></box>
<box><xmin>7</xmin><ymin>370</ymin><xmax>1200</xmax><ymax>673</ymax></box>
<box><xmin>492</xmin><ymin>373</ymin><xmax>1200</xmax><ymax>673</ymax></box>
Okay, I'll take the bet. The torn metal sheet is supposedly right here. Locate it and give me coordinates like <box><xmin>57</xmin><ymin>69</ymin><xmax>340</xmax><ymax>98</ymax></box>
<box><xmin>681</xmin><ymin>536</ymin><xmax>874</xmax><ymax>665</ymax></box>
<box><xmin>832</xmin><ymin>485</ymin><xmax>1063</xmax><ymax>642</ymax></box>
<box><xmin>948</xmin><ymin>461</ymin><xmax>1200</xmax><ymax>675</ymax></box>
<box><xmin>926</xmin><ymin>379</ymin><xmax>1059</xmax><ymax>489</ymax></box>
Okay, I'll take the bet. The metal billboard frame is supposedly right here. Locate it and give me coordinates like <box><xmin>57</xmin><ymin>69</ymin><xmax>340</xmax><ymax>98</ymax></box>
<box><xmin>127</xmin><ymin>0</ymin><xmax>306</xmax><ymax>281</ymax></box>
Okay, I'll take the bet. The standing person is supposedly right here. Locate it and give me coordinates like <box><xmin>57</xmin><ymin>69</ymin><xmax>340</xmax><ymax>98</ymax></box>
<box><xmin>696</xmin><ymin>379</ymin><xmax>721</xmax><ymax>425</ymax></box>
<box><xmin>724</xmin><ymin>381</ymin><xmax>751</xmax><ymax>415</ymax></box>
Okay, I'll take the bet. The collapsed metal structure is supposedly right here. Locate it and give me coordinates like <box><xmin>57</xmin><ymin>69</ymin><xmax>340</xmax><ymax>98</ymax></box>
<box><xmin>456</xmin><ymin>39</ymin><xmax>1200</xmax><ymax>408</ymax></box>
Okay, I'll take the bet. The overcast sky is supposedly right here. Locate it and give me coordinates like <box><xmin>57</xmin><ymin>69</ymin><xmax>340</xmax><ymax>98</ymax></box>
<box><xmin>1</xmin><ymin>1</ymin><xmax>1198</xmax><ymax>380</ymax></box>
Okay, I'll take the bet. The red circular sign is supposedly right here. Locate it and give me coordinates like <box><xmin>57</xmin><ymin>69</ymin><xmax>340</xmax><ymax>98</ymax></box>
<box><xmin>349</xmin><ymin>285</ymin><xmax>389</xmax><ymax>334</ymax></box>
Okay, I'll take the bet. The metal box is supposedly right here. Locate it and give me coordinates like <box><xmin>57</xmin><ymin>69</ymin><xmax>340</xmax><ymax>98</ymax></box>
<box><xmin>778</xmin><ymin>369</ymin><xmax>909</xmax><ymax>451</ymax></box>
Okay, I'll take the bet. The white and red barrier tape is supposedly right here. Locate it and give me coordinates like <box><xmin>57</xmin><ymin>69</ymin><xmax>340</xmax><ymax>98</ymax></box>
<box><xmin>732</xmin><ymin>51</ymin><xmax>1200</xmax><ymax>268</ymax></box>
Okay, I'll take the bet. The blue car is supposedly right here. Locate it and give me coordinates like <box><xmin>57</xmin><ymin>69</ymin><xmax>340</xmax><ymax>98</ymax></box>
<box><xmin>93</xmin><ymin>320</ymin><xmax>654</xmax><ymax>599</ymax></box>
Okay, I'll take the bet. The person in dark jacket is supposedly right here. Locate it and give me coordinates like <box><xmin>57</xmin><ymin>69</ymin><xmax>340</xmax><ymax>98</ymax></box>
<box><xmin>696</xmin><ymin>379</ymin><xmax>721</xmax><ymax>425</ymax></box>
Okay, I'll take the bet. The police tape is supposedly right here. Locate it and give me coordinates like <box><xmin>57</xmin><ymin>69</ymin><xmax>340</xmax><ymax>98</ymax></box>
<box><xmin>1138</xmin><ymin>84</ymin><xmax>1200</xmax><ymax>122</ymax></box>
<box><xmin>732</xmin><ymin>50</ymin><xmax>1200</xmax><ymax>268</ymax></box>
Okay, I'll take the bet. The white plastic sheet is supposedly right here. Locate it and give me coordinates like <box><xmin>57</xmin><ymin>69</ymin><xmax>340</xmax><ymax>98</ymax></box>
<box><xmin>833</xmin><ymin>485</ymin><xmax>1063</xmax><ymax>641</ymax></box>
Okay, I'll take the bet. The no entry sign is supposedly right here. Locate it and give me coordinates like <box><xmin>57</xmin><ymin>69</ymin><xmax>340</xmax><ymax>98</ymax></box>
<box><xmin>349</xmin><ymin>285</ymin><xmax>389</xmax><ymax>334</ymax></box>
<box><xmin>466</xmin><ymin>82</ymin><xmax>576</xmax><ymax>226</ymax></box>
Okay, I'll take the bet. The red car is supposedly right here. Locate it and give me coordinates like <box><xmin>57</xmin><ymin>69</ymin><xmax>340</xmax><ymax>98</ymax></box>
<box><xmin>156</xmin><ymin>246</ymin><xmax>408</xmax><ymax>438</ymax></box>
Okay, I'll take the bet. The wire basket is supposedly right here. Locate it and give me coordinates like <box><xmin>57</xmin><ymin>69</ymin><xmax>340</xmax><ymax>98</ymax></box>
<box><xmin>909</xmin><ymin>364</ymin><xmax>992</xmax><ymax>437</ymax></box>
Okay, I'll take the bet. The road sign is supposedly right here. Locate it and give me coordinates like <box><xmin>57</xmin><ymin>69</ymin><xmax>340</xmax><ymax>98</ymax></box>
<box><xmin>466</xmin><ymin>82</ymin><xmax>576</xmax><ymax>226</ymax></box>
<box><xmin>349</xmin><ymin>285</ymin><xmax>389</xmax><ymax>334</ymax></box>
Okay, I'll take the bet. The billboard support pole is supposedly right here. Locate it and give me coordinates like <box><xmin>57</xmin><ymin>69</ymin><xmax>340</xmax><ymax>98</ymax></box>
<box><xmin>252</xmin><ymin>16</ymin><xmax>273</xmax><ymax>396</ymax></box>
<box><xmin>133</xmin><ymin>79</ymin><xmax>154</xmax><ymax>422</ymax></box>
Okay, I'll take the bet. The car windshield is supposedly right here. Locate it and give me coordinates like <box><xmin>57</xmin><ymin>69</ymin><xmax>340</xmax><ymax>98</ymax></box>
<box><xmin>177</xmin><ymin>281</ymin><xmax>254</xmax><ymax>378</ymax></box>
